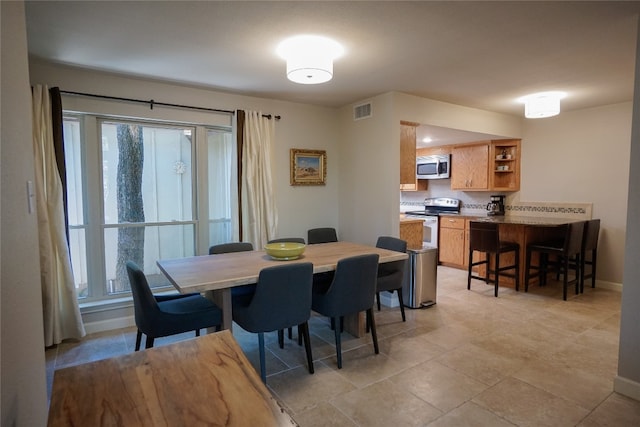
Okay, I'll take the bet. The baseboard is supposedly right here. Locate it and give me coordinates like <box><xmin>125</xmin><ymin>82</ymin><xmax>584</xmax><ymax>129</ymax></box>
<box><xmin>83</xmin><ymin>315</ymin><xmax>135</xmax><ymax>335</ymax></box>
<box><xmin>614</xmin><ymin>376</ymin><xmax>640</xmax><ymax>401</ymax></box>
<box><xmin>596</xmin><ymin>279</ymin><xmax>622</xmax><ymax>292</ymax></box>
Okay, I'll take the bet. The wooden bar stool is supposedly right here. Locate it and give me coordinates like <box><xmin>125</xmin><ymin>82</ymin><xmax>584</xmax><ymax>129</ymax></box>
<box><xmin>467</xmin><ymin>221</ymin><xmax>520</xmax><ymax>297</ymax></box>
<box><xmin>524</xmin><ymin>221</ymin><xmax>586</xmax><ymax>300</ymax></box>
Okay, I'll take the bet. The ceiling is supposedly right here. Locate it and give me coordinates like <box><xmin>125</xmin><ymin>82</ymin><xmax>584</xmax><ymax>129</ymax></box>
<box><xmin>25</xmin><ymin>1</ymin><xmax>640</xmax><ymax>143</ymax></box>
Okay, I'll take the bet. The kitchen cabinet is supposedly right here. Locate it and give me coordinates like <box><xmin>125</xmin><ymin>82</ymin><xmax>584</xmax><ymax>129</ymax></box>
<box><xmin>451</xmin><ymin>143</ymin><xmax>489</xmax><ymax>190</ymax></box>
<box><xmin>450</xmin><ymin>139</ymin><xmax>521</xmax><ymax>191</ymax></box>
<box><xmin>438</xmin><ymin>216</ymin><xmax>467</xmax><ymax>267</ymax></box>
<box><xmin>490</xmin><ymin>139</ymin><xmax>521</xmax><ymax>191</ymax></box>
<box><xmin>400</xmin><ymin>121</ymin><xmax>428</xmax><ymax>191</ymax></box>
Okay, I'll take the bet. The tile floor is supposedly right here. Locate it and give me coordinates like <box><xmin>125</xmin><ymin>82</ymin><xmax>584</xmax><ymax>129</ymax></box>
<box><xmin>46</xmin><ymin>266</ymin><xmax>640</xmax><ymax>426</ymax></box>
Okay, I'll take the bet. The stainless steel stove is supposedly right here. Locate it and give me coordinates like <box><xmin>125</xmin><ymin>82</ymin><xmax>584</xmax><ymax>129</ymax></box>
<box><xmin>403</xmin><ymin>198</ymin><xmax>461</xmax><ymax>247</ymax></box>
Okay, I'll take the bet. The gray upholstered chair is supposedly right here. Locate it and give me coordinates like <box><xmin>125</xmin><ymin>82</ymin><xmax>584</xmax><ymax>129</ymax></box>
<box><xmin>307</xmin><ymin>227</ymin><xmax>338</xmax><ymax>244</ymax></box>
<box><xmin>268</xmin><ymin>237</ymin><xmax>306</xmax><ymax>244</ymax></box>
<box><xmin>312</xmin><ymin>254</ymin><xmax>380</xmax><ymax>369</ymax></box>
<box><xmin>232</xmin><ymin>262</ymin><xmax>315</xmax><ymax>383</ymax></box>
<box><xmin>126</xmin><ymin>261</ymin><xmax>222</xmax><ymax>350</ymax></box>
<box><xmin>374</xmin><ymin>236</ymin><xmax>408</xmax><ymax>322</ymax></box>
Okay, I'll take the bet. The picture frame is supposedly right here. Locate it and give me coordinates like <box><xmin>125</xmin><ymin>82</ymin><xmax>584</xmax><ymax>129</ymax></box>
<box><xmin>290</xmin><ymin>148</ymin><xmax>327</xmax><ymax>186</ymax></box>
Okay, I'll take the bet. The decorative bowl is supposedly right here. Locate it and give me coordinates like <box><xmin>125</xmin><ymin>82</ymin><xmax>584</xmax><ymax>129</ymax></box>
<box><xmin>264</xmin><ymin>242</ymin><xmax>306</xmax><ymax>260</ymax></box>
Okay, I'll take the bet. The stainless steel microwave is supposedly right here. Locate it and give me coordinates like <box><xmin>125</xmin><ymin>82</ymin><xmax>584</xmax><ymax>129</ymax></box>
<box><xmin>416</xmin><ymin>154</ymin><xmax>451</xmax><ymax>179</ymax></box>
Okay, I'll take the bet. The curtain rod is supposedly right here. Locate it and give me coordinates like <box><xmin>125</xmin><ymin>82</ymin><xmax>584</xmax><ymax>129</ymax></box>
<box><xmin>59</xmin><ymin>90</ymin><xmax>281</xmax><ymax>120</ymax></box>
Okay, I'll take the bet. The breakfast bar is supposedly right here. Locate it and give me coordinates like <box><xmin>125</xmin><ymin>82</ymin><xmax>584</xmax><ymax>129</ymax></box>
<box><xmin>468</xmin><ymin>215</ymin><xmax>582</xmax><ymax>288</ymax></box>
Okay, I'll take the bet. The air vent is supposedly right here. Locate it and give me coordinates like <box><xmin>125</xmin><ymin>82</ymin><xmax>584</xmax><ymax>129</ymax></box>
<box><xmin>353</xmin><ymin>102</ymin><xmax>372</xmax><ymax>120</ymax></box>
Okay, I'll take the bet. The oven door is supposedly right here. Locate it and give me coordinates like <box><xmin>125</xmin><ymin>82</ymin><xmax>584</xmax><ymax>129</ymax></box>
<box><xmin>406</xmin><ymin>215</ymin><xmax>439</xmax><ymax>248</ymax></box>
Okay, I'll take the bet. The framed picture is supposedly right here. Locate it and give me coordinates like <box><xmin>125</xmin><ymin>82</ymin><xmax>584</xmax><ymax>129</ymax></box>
<box><xmin>290</xmin><ymin>148</ymin><xmax>327</xmax><ymax>186</ymax></box>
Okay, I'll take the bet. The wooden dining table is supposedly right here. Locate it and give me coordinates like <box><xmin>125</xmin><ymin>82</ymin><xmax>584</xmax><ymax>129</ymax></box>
<box><xmin>157</xmin><ymin>241</ymin><xmax>409</xmax><ymax>337</ymax></box>
<box><xmin>47</xmin><ymin>330</ymin><xmax>298</xmax><ymax>426</ymax></box>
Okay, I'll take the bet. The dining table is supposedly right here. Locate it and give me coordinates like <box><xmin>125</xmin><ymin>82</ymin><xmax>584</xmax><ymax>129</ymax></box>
<box><xmin>47</xmin><ymin>330</ymin><xmax>297</xmax><ymax>426</ymax></box>
<box><xmin>157</xmin><ymin>241</ymin><xmax>409</xmax><ymax>337</ymax></box>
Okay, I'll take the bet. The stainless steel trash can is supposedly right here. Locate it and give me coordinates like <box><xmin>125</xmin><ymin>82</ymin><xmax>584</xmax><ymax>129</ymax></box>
<box><xmin>402</xmin><ymin>246</ymin><xmax>438</xmax><ymax>308</ymax></box>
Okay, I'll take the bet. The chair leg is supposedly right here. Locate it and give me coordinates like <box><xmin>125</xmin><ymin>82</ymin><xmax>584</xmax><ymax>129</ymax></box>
<box><xmin>288</xmin><ymin>327</ymin><xmax>293</xmax><ymax>340</ymax></box>
<box><xmin>467</xmin><ymin>249</ymin><xmax>473</xmax><ymax>290</ymax></box>
<box><xmin>367</xmin><ymin>308</ymin><xmax>379</xmax><ymax>355</ymax></box>
<box><xmin>258</xmin><ymin>332</ymin><xmax>267</xmax><ymax>383</ymax></box>
<box><xmin>277</xmin><ymin>330</ymin><xmax>284</xmax><ymax>349</ymax></box>
<box><xmin>514</xmin><ymin>247</ymin><xmax>520</xmax><ymax>292</ymax></box>
<box><xmin>396</xmin><ymin>288</ymin><xmax>406</xmax><ymax>322</ymax></box>
<box><xmin>300</xmin><ymin>322</ymin><xmax>314</xmax><ymax>374</ymax></box>
<box><xmin>376</xmin><ymin>292</ymin><xmax>381</xmax><ymax>311</ymax></box>
<box><xmin>562</xmin><ymin>258</ymin><xmax>569</xmax><ymax>301</ymax></box>
<box><xmin>591</xmin><ymin>250</ymin><xmax>597</xmax><ymax>288</ymax></box>
<box><xmin>145</xmin><ymin>336</ymin><xmax>154</xmax><ymax>349</ymax></box>
<box><xmin>484</xmin><ymin>252</ymin><xmax>491</xmax><ymax>283</ymax></box>
<box><xmin>494</xmin><ymin>253</ymin><xmax>500</xmax><ymax>297</ymax></box>
<box><xmin>524</xmin><ymin>249</ymin><xmax>532</xmax><ymax>292</ymax></box>
<box><xmin>195</xmin><ymin>329</ymin><xmax>200</xmax><ymax>337</ymax></box>
<box><xmin>135</xmin><ymin>329</ymin><xmax>142</xmax><ymax>351</ymax></box>
<box><xmin>333</xmin><ymin>317</ymin><xmax>343</xmax><ymax>369</ymax></box>
<box><xmin>296</xmin><ymin>324</ymin><xmax>302</xmax><ymax>346</ymax></box>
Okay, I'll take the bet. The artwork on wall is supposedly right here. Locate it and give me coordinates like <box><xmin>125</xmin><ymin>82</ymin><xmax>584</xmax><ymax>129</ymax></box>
<box><xmin>290</xmin><ymin>148</ymin><xmax>327</xmax><ymax>186</ymax></box>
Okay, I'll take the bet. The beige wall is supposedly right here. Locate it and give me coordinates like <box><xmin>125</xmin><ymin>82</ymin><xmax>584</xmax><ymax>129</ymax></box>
<box><xmin>1</xmin><ymin>2</ymin><xmax>49</xmax><ymax>425</ymax></box>
<box><xmin>520</xmin><ymin>102</ymin><xmax>632</xmax><ymax>284</ymax></box>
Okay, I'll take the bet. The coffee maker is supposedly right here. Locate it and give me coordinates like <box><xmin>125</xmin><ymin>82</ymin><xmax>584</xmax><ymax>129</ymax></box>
<box><xmin>486</xmin><ymin>195</ymin><xmax>505</xmax><ymax>216</ymax></box>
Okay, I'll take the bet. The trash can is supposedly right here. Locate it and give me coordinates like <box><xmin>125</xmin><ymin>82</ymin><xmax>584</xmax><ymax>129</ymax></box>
<box><xmin>402</xmin><ymin>246</ymin><xmax>438</xmax><ymax>308</ymax></box>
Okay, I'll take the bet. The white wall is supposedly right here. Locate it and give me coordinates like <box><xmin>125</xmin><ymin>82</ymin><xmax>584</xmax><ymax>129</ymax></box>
<box><xmin>28</xmin><ymin>59</ymin><xmax>341</xmax><ymax>242</ymax></box>
<box><xmin>1</xmin><ymin>2</ymin><xmax>49</xmax><ymax>425</ymax></box>
<box><xmin>520</xmin><ymin>102</ymin><xmax>632</xmax><ymax>284</ymax></box>
<box><xmin>615</xmin><ymin>15</ymin><xmax>640</xmax><ymax>401</ymax></box>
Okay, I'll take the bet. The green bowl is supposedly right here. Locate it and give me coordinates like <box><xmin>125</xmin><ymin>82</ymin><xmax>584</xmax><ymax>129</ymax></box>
<box><xmin>264</xmin><ymin>242</ymin><xmax>306</xmax><ymax>260</ymax></box>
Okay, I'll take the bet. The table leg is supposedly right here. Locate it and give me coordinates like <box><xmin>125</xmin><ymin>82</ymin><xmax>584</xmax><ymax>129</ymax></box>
<box><xmin>343</xmin><ymin>312</ymin><xmax>365</xmax><ymax>337</ymax></box>
<box><xmin>205</xmin><ymin>288</ymin><xmax>232</xmax><ymax>331</ymax></box>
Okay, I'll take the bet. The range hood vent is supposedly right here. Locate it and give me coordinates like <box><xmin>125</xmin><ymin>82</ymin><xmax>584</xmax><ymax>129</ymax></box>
<box><xmin>353</xmin><ymin>102</ymin><xmax>372</xmax><ymax>120</ymax></box>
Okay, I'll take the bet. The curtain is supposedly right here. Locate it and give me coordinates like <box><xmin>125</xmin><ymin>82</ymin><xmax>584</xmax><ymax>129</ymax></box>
<box><xmin>32</xmin><ymin>85</ymin><xmax>85</xmax><ymax>346</ymax></box>
<box><xmin>240</xmin><ymin>111</ymin><xmax>278</xmax><ymax>248</ymax></box>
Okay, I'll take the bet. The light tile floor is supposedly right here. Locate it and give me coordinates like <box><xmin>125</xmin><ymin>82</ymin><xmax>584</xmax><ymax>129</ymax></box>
<box><xmin>46</xmin><ymin>266</ymin><xmax>640</xmax><ymax>426</ymax></box>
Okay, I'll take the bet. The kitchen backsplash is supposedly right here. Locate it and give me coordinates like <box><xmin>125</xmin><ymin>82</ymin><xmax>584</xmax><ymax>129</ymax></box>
<box><xmin>401</xmin><ymin>180</ymin><xmax>592</xmax><ymax>219</ymax></box>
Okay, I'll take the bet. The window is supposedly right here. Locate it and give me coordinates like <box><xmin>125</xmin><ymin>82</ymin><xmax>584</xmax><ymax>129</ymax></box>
<box><xmin>64</xmin><ymin>114</ymin><xmax>234</xmax><ymax>302</ymax></box>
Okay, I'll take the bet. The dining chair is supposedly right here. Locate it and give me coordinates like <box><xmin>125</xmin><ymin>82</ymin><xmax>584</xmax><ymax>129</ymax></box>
<box><xmin>374</xmin><ymin>236</ymin><xmax>408</xmax><ymax>322</ymax></box>
<box><xmin>268</xmin><ymin>237</ymin><xmax>306</xmax><ymax>244</ymax></box>
<box><xmin>307</xmin><ymin>227</ymin><xmax>338</xmax><ymax>244</ymax></box>
<box><xmin>467</xmin><ymin>221</ymin><xmax>519</xmax><ymax>297</ymax></box>
<box><xmin>209</xmin><ymin>242</ymin><xmax>254</xmax><ymax>254</ymax></box>
<box><xmin>126</xmin><ymin>261</ymin><xmax>222</xmax><ymax>350</ymax></box>
<box><xmin>524</xmin><ymin>221</ymin><xmax>586</xmax><ymax>300</ymax></box>
<box><xmin>312</xmin><ymin>253</ymin><xmax>380</xmax><ymax>369</ymax></box>
<box><xmin>232</xmin><ymin>262</ymin><xmax>315</xmax><ymax>383</ymax></box>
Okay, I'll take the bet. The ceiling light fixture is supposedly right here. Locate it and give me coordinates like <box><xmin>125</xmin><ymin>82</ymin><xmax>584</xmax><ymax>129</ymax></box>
<box><xmin>518</xmin><ymin>91</ymin><xmax>566</xmax><ymax>119</ymax></box>
<box><xmin>276</xmin><ymin>35</ymin><xmax>344</xmax><ymax>84</ymax></box>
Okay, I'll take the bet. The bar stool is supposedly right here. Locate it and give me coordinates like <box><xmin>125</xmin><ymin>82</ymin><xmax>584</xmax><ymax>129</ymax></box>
<box><xmin>580</xmin><ymin>219</ymin><xmax>600</xmax><ymax>292</ymax></box>
<box><xmin>524</xmin><ymin>221</ymin><xmax>586</xmax><ymax>300</ymax></box>
<box><xmin>467</xmin><ymin>221</ymin><xmax>519</xmax><ymax>297</ymax></box>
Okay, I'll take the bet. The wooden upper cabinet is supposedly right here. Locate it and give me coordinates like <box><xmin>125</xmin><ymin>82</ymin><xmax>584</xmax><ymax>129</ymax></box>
<box><xmin>451</xmin><ymin>143</ymin><xmax>489</xmax><ymax>190</ymax></box>
<box><xmin>399</xmin><ymin>121</ymin><xmax>427</xmax><ymax>191</ymax></box>
<box><xmin>490</xmin><ymin>139</ymin><xmax>521</xmax><ymax>191</ymax></box>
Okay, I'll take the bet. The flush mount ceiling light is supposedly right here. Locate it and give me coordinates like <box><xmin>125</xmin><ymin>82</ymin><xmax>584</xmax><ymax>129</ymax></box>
<box><xmin>518</xmin><ymin>91</ymin><xmax>567</xmax><ymax>119</ymax></box>
<box><xmin>276</xmin><ymin>35</ymin><xmax>344</xmax><ymax>84</ymax></box>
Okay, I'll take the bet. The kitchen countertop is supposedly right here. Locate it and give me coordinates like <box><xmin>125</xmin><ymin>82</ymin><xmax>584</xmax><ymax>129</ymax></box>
<box><xmin>439</xmin><ymin>213</ymin><xmax>581</xmax><ymax>226</ymax></box>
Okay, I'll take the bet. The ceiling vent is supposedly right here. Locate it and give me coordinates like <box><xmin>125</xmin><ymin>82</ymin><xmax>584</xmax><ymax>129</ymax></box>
<box><xmin>353</xmin><ymin>102</ymin><xmax>372</xmax><ymax>121</ymax></box>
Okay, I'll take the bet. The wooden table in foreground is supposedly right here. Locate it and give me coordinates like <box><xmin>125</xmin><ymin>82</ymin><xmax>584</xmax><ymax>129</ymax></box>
<box><xmin>157</xmin><ymin>241</ymin><xmax>408</xmax><ymax>337</ymax></box>
<box><xmin>47</xmin><ymin>330</ymin><xmax>297</xmax><ymax>427</ymax></box>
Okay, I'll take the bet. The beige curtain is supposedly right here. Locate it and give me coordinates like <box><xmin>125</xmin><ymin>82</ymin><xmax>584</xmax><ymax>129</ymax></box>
<box><xmin>241</xmin><ymin>111</ymin><xmax>278</xmax><ymax>248</ymax></box>
<box><xmin>32</xmin><ymin>85</ymin><xmax>85</xmax><ymax>346</ymax></box>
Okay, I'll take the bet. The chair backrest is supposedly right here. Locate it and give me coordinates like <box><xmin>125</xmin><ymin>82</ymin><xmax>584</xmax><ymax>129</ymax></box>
<box><xmin>469</xmin><ymin>221</ymin><xmax>500</xmax><ymax>253</ymax></box>
<box><xmin>126</xmin><ymin>261</ymin><xmax>160</xmax><ymax>334</ymax></box>
<box><xmin>241</xmin><ymin>262</ymin><xmax>314</xmax><ymax>333</ymax></box>
<box><xmin>321</xmin><ymin>254</ymin><xmax>379</xmax><ymax>317</ymax></box>
<box><xmin>376</xmin><ymin>236</ymin><xmax>407</xmax><ymax>276</ymax></box>
<box><xmin>307</xmin><ymin>227</ymin><xmax>338</xmax><ymax>244</ymax></box>
<box><xmin>583</xmin><ymin>219</ymin><xmax>600</xmax><ymax>252</ymax></box>
<box><xmin>564</xmin><ymin>221</ymin><xmax>586</xmax><ymax>256</ymax></box>
<box><xmin>209</xmin><ymin>242</ymin><xmax>254</xmax><ymax>255</ymax></box>
<box><xmin>268</xmin><ymin>237</ymin><xmax>306</xmax><ymax>244</ymax></box>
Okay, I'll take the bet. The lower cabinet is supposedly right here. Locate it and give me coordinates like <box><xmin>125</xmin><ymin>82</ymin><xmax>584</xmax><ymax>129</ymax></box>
<box><xmin>438</xmin><ymin>216</ymin><xmax>467</xmax><ymax>267</ymax></box>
